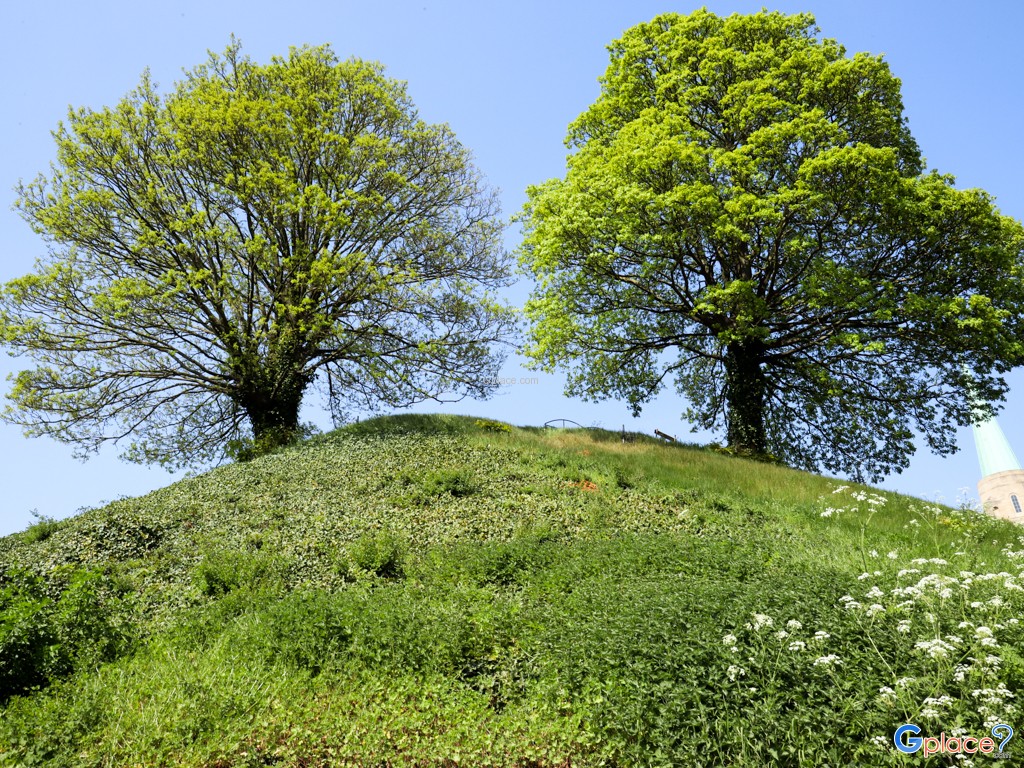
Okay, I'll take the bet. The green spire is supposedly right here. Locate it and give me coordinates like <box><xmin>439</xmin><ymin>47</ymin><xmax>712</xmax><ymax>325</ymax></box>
<box><xmin>973</xmin><ymin>415</ymin><xmax>1021</xmax><ymax>477</ymax></box>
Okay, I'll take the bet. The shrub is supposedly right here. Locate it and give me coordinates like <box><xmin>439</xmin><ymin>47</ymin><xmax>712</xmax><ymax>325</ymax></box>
<box><xmin>192</xmin><ymin>550</ymin><xmax>290</xmax><ymax>597</ymax></box>
<box><xmin>414</xmin><ymin>535</ymin><xmax>560</xmax><ymax>588</ymax></box>
<box><xmin>21</xmin><ymin>512</ymin><xmax>64</xmax><ymax>545</ymax></box>
<box><xmin>475</xmin><ymin>418</ymin><xmax>512</xmax><ymax>433</ymax></box>
<box><xmin>0</xmin><ymin>568</ymin><xmax>135</xmax><ymax>701</ymax></box>
<box><xmin>421</xmin><ymin>468</ymin><xmax>478</xmax><ymax>498</ymax></box>
<box><xmin>225</xmin><ymin>422</ymin><xmax>319</xmax><ymax>462</ymax></box>
<box><xmin>348</xmin><ymin>531</ymin><xmax>406</xmax><ymax>579</ymax></box>
<box><xmin>0</xmin><ymin>570</ymin><xmax>52</xmax><ymax>699</ymax></box>
<box><xmin>256</xmin><ymin>591</ymin><xmax>353</xmax><ymax>674</ymax></box>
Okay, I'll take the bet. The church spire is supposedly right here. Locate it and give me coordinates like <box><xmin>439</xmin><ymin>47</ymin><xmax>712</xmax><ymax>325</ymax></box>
<box><xmin>973</xmin><ymin>416</ymin><xmax>1021</xmax><ymax>477</ymax></box>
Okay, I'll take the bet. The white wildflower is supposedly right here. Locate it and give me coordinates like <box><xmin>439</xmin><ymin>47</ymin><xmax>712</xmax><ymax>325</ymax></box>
<box><xmin>813</xmin><ymin>654</ymin><xmax>842</xmax><ymax>668</ymax></box>
<box><xmin>914</xmin><ymin>638</ymin><xmax>956</xmax><ymax>659</ymax></box>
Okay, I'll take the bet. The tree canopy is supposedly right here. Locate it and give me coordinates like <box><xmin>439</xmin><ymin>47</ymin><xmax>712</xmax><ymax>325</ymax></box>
<box><xmin>518</xmin><ymin>9</ymin><xmax>1024</xmax><ymax>481</ymax></box>
<box><xmin>1</xmin><ymin>41</ymin><xmax>515</xmax><ymax>467</ymax></box>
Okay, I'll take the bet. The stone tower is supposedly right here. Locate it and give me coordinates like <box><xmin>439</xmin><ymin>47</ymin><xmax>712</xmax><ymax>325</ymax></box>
<box><xmin>973</xmin><ymin>414</ymin><xmax>1024</xmax><ymax>522</ymax></box>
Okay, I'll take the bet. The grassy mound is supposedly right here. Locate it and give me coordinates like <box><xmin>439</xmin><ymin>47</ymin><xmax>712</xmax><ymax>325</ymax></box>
<box><xmin>1</xmin><ymin>414</ymin><xmax>1022</xmax><ymax>766</ymax></box>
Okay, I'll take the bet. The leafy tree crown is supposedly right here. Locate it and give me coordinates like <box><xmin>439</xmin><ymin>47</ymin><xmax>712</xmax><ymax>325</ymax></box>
<box><xmin>518</xmin><ymin>10</ymin><xmax>1024</xmax><ymax>481</ymax></box>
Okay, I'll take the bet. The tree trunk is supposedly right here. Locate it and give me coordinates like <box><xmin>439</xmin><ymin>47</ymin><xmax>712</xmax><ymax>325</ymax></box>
<box><xmin>238</xmin><ymin>366</ymin><xmax>310</xmax><ymax>452</ymax></box>
<box><xmin>245</xmin><ymin>388</ymin><xmax>304</xmax><ymax>447</ymax></box>
<box><xmin>724</xmin><ymin>341</ymin><xmax>768</xmax><ymax>456</ymax></box>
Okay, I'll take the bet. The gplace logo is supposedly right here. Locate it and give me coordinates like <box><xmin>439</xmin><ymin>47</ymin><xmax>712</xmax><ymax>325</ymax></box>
<box><xmin>894</xmin><ymin>723</ymin><xmax>1014</xmax><ymax>758</ymax></box>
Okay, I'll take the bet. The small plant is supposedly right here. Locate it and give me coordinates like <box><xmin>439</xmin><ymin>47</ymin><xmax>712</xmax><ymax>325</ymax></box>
<box><xmin>348</xmin><ymin>531</ymin><xmax>406</xmax><ymax>579</ymax></box>
<box><xmin>475</xmin><ymin>418</ymin><xmax>511</xmax><ymax>433</ymax></box>
<box><xmin>612</xmin><ymin>466</ymin><xmax>638</xmax><ymax>490</ymax></box>
<box><xmin>397</xmin><ymin>468</ymin><xmax>480</xmax><ymax>506</ymax></box>
<box><xmin>21</xmin><ymin>510</ymin><xmax>64</xmax><ymax>544</ymax></box>
<box><xmin>423</xmin><ymin>469</ymin><xmax>478</xmax><ymax>498</ymax></box>
<box><xmin>225</xmin><ymin>422</ymin><xmax>319</xmax><ymax>462</ymax></box>
<box><xmin>0</xmin><ymin>567</ymin><xmax>135</xmax><ymax>701</ymax></box>
<box><xmin>192</xmin><ymin>550</ymin><xmax>290</xmax><ymax>597</ymax></box>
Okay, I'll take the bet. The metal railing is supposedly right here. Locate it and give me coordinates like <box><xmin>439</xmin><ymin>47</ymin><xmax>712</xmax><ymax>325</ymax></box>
<box><xmin>543</xmin><ymin>419</ymin><xmax>586</xmax><ymax>429</ymax></box>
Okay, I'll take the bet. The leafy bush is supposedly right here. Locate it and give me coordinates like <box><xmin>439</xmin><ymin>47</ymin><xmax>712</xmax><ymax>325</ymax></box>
<box><xmin>413</xmin><ymin>533</ymin><xmax>561</xmax><ymax>588</ymax></box>
<box><xmin>192</xmin><ymin>549</ymin><xmax>291</xmax><ymax>597</ymax></box>
<box><xmin>420</xmin><ymin>468</ymin><xmax>479</xmax><ymax>499</ymax></box>
<box><xmin>348</xmin><ymin>530</ymin><xmax>407</xmax><ymax>579</ymax></box>
<box><xmin>225</xmin><ymin>421</ymin><xmax>319</xmax><ymax>462</ymax></box>
<box><xmin>0</xmin><ymin>568</ymin><xmax>135</xmax><ymax>701</ymax></box>
<box><xmin>0</xmin><ymin>570</ymin><xmax>52</xmax><ymax>699</ymax></box>
<box><xmin>20</xmin><ymin>512</ymin><xmax>64</xmax><ymax>545</ymax></box>
<box><xmin>254</xmin><ymin>590</ymin><xmax>353</xmax><ymax>674</ymax></box>
<box><xmin>475</xmin><ymin>418</ymin><xmax>512</xmax><ymax>433</ymax></box>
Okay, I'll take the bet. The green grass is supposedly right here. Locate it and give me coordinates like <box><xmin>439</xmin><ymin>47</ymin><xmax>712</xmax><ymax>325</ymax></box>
<box><xmin>1</xmin><ymin>414</ymin><xmax>1022</xmax><ymax>767</ymax></box>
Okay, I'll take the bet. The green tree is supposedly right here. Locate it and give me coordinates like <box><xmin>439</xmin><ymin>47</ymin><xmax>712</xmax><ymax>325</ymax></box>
<box><xmin>1</xmin><ymin>41</ymin><xmax>515</xmax><ymax>467</ymax></box>
<box><xmin>518</xmin><ymin>9</ymin><xmax>1024</xmax><ymax>480</ymax></box>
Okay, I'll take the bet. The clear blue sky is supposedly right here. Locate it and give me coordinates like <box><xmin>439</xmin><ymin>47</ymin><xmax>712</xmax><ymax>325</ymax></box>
<box><xmin>2</xmin><ymin>0</ymin><xmax>1022</xmax><ymax>536</ymax></box>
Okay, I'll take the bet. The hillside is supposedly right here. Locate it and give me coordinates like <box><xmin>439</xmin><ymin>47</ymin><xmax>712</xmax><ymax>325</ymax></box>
<box><xmin>1</xmin><ymin>414</ymin><xmax>1022</xmax><ymax>767</ymax></box>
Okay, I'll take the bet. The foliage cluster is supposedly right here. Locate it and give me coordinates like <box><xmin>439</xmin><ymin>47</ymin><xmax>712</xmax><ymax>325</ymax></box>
<box><xmin>0</xmin><ymin>568</ymin><xmax>135</xmax><ymax>702</ymax></box>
